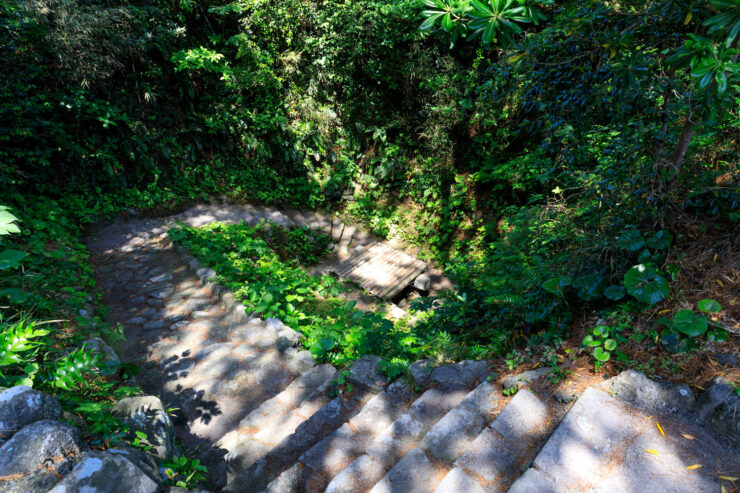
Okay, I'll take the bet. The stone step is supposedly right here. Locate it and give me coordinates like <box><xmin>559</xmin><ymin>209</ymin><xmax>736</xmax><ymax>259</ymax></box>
<box><xmin>506</xmin><ymin>375</ymin><xmax>733</xmax><ymax>493</ymax></box>
<box><xmin>264</xmin><ymin>386</ymin><xmax>413</xmax><ymax>492</ymax></box>
<box><xmin>251</xmin><ymin>206</ymin><xmax>292</xmax><ymax>227</ymax></box>
<box><xmin>420</xmin><ymin>381</ymin><xmax>501</xmax><ymax>463</ymax></box>
<box><xmin>356</xmin><ymin>380</ymin><xmax>500</xmax><ymax>493</ymax></box>
<box><xmin>448</xmin><ymin>388</ymin><xmax>551</xmax><ymax>492</ymax></box>
<box><xmin>324</xmin><ymin>387</ymin><xmax>470</xmax><ymax>493</ymax></box>
<box><xmin>369</xmin><ymin>447</ymin><xmax>441</xmax><ymax>493</ymax></box>
<box><xmin>283</xmin><ymin>209</ymin><xmax>310</xmax><ymax>228</ymax></box>
<box><xmin>204</xmin><ymin>363</ymin><xmax>338</xmax><ymax>483</ymax></box>
<box><xmin>224</xmin><ymin>389</ymin><xmax>376</xmax><ymax>492</ymax></box>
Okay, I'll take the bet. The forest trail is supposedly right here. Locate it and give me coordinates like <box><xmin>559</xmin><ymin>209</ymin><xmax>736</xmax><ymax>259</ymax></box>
<box><xmin>88</xmin><ymin>204</ymin><xmax>737</xmax><ymax>492</ymax></box>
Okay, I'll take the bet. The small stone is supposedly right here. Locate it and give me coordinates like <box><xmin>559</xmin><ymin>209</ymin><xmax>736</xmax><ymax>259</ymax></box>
<box><xmin>83</xmin><ymin>337</ymin><xmax>120</xmax><ymax>374</ymax></box>
<box><xmin>192</xmin><ymin>310</ymin><xmax>213</xmax><ymax>319</ymax></box>
<box><xmin>166</xmin><ymin>313</ymin><xmax>188</xmax><ymax>323</ymax></box>
<box><xmin>284</xmin><ymin>348</ymin><xmax>316</xmax><ymax>375</ymax></box>
<box><xmin>408</xmin><ymin>359</ymin><xmax>433</xmax><ymax>386</ymax></box>
<box><xmin>503</xmin><ymin>368</ymin><xmax>550</xmax><ymax>390</ymax></box>
<box><xmin>276</xmin><ymin>327</ymin><xmax>302</xmax><ymax>350</ymax></box>
<box><xmin>413</xmin><ymin>273</ymin><xmax>431</xmax><ymax>291</ymax></box>
<box><xmin>148</xmin><ymin>273</ymin><xmax>173</xmax><ymax>284</ymax></box>
<box><xmin>143</xmin><ymin>320</ymin><xmax>168</xmax><ymax>330</ymax></box>
<box><xmin>555</xmin><ymin>390</ymin><xmax>577</xmax><ymax>403</ymax></box>
<box><xmin>126</xmin><ymin>317</ymin><xmax>147</xmax><ymax>325</ymax></box>
<box><xmin>0</xmin><ymin>386</ymin><xmax>61</xmax><ymax>439</ymax></box>
<box><xmin>146</xmin><ymin>283</ymin><xmax>175</xmax><ymax>299</ymax></box>
<box><xmin>713</xmin><ymin>353</ymin><xmax>738</xmax><ymax>367</ymax></box>
<box><xmin>112</xmin><ymin>396</ymin><xmax>176</xmax><ymax>459</ymax></box>
<box><xmin>347</xmin><ymin>355</ymin><xmax>385</xmax><ymax>391</ymax></box>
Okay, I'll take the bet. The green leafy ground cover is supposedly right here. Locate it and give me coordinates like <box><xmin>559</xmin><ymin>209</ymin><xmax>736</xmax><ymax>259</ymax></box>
<box><xmin>169</xmin><ymin>221</ymin><xmax>425</xmax><ymax>373</ymax></box>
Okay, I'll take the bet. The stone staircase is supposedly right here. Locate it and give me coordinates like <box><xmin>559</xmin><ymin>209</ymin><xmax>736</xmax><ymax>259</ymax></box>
<box><xmin>88</xmin><ymin>204</ymin><xmax>739</xmax><ymax>493</ymax></box>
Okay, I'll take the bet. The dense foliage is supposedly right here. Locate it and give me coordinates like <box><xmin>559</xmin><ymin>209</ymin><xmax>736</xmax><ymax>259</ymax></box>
<box><xmin>1</xmin><ymin>0</ymin><xmax>738</xmax><ymax>465</ymax></box>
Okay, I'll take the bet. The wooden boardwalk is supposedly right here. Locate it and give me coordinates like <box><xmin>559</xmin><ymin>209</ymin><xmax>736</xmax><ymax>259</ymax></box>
<box><xmin>333</xmin><ymin>241</ymin><xmax>426</xmax><ymax>300</ymax></box>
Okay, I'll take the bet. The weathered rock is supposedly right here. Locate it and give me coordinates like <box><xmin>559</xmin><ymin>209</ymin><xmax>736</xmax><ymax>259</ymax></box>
<box><xmin>0</xmin><ymin>420</ymin><xmax>85</xmax><ymax>493</ymax></box>
<box><xmin>408</xmin><ymin>359</ymin><xmax>433</xmax><ymax>386</ymax></box>
<box><xmin>603</xmin><ymin>369</ymin><xmax>695</xmax><ymax>414</ymax></box>
<box><xmin>276</xmin><ymin>327</ymin><xmax>303</xmax><ymax>350</ymax></box>
<box><xmin>112</xmin><ymin>396</ymin><xmax>176</xmax><ymax>459</ymax></box>
<box><xmin>695</xmin><ymin>377</ymin><xmax>740</xmax><ymax>447</ymax></box>
<box><xmin>48</xmin><ymin>451</ymin><xmax>159</xmax><ymax>493</ymax></box>
<box><xmin>146</xmin><ymin>282</ymin><xmax>175</xmax><ymax>299</ymax></box>
<box><xmin>347</xmin><ymin>355</ymin><xmax>385</xmax><ymax>391</ymax></box>
<box><xmin>429</xmin><ymin>360</ymin><xmax>489</xmax><ymax>390</ymax></box>
<box><xmin>503</xmin><ymin>367</ymin><xmax>550</xmax><ymax>390</ymax></box>
<box><xmin>283</xmin><ymin>348</ymin><xmax>316</xmax><ymax>375</ymax></box>
<box><xmin>554</xmin><ymin>389</ymin><xmax>577</xmax><ymax>403</ymax></box>
<box><xmin>0</xmin><ymin>386</ymin><xmax>61</xmax><ymax>440</ymax></box>
<box><xmin>84</xmin><ymin>337</ymin><xmax>121</xmax><ymax>374</ymax></box>
<box><xmin>712</xmin><ymin>353</ymin><xmax>738</xmax><ymax>367</ymax></box>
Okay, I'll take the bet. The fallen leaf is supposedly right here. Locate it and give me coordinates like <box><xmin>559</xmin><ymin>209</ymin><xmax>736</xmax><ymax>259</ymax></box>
<box><xmin>716</xmin><ymin>279</ymin><xmax>724</xmax><ymax>287</ymax></box>
<box><xmin>532</xmin><ymin>361</ymin><xmax>540</xmax><ymax>369</ymax></box>
<box><xmin>656</xmin><ymin>422</ymin><xmax>665</xmax><ymax>437</ymax></box>
<box><xmin>686</xmin><ymin>464</ymin><xmax>702</xmax><ymax>470</ymax></box>
<box><xmin>644</xmin><ymin>449</ymin><xmax>661</xmax><ymax>455</ymax></box>
<box><xmin>713</xmin><ymin>253</ymin><xmax>718</xmax><ymax>262</ymax></box>
<box><xmin>680</xmin><ymin>432</ymin><xmax>695</xmax><ymax>440</ymax></box>
<box><xmin>719</xmin><ymin>476</ymin><xmax>738</xmax><ymax>481</ymax></box>
<box><xmin>658</xmin><ymin>309</ymin><xmax>671</xmax><ymax>315</ymax></box>
<box><xmin>722</xmin><ymin>486</ymin><xmax>727</xmax><ymax>493</ymax></box>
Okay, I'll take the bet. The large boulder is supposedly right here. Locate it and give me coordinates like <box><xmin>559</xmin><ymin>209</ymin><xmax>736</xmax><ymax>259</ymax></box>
<box><xmin>47</xmin><ymin>451</ymin><xmax>158</xmax><ymax>493</ymax></box>
<box><xmin>0</xmin><ymin>385</ymin><xmax>62</xmax><ymax>441</ymax></box>
<box><xmin>0</xmin><ymin>420</ymin><xmax>85</xmax><ymax>493</ymax></box>
<box><xmin>112</xmin><ymin>395</ymin><xmax>176</xmax><ymax>459</ymax></box>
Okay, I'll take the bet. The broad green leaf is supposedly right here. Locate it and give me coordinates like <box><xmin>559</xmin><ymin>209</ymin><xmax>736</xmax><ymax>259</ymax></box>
<box><xmin>697</xmin><ymin>299</ymin><xmax>722</xmax><ymax>313</ymax></box>
<box><xmin>0</xmin><ymin>207</ymin><xmax>21</xmax><ymax>235</ymax></box>
<box><xmin>646</xmin><ymin>230</ymin><xmax>673</xmax><ymax>250</ymax></box>
<box><xmin>616</xmin><ymin>230</ymin><xmax>645</xmax><ymax>251</ymax></box>
<box><xmin>582</xmin><ymin>334</ymin><xmax>601</xmax><ymax>347</ymax></box>
<box><xmin>604</xmin><ymin>339</ymin><xmax>617</xmax><ymax>351</ymax></box>
<box><xmin>0</xmin><ymin>249</ymin><xmax>27</xmax><ymax>270</ymax></box>
<box><xmin>593</xmin><ymin>346</ymin><xmax>611</xmax><ymax>362</ymax></box>
<box><xmin>623</xmin><ymin>264</ymin><xmax>670</xmax><ymax>305</ymax></box>
<box><xmin>572</xmin><ymin>272</ymin><xmax>604</xmax><ymax>301</ymax></box>
<box><xmin>604</xmin><ymin>285</ymin><xmax>626</xmax><ymax>300</ymax></box>
<box><xmin>673</xmin><ymin>310</ymin><xmax>708</xmax><ymax>337</ymax></box>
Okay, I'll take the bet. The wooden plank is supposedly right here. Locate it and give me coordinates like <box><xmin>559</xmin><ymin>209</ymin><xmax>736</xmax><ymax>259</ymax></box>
<box><xmin>332</xmin><ymin>241</ymin><xmax>425</xmax><ymax>300</ymax></box>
